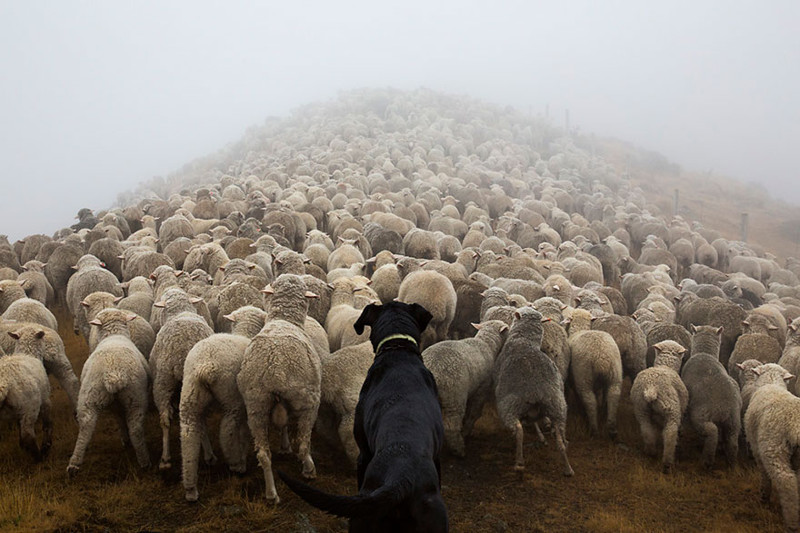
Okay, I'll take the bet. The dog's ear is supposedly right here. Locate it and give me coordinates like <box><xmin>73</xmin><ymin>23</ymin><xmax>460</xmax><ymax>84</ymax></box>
<box><xmin>354</xmin><ymin>303</ymin><xmax>381</xmax><ymax>335</ymax></box>
<box><xmin>408</xmin><ymin>303</ymin><xmax>433</xmax><ymax>333</ymax></box>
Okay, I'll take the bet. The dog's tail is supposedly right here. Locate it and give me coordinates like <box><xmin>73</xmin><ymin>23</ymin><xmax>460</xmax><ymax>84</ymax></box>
<box><xmin>277</xmin><ymin>470</ymin><xmax>402</xmax><ymax>518</ymax></box>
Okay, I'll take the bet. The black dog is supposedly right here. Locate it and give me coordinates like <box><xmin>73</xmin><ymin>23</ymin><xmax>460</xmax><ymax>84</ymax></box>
<box><xmin>279</xmin><ymin>301</ymin><xmax>448</xmax><ymax>533</ymax></box>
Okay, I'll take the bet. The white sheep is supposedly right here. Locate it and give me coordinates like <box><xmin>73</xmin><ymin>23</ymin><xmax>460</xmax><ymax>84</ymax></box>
<box><xmin>630</xmin><ymin>340</ymin><xmax>688</xmax><ymax>473</ymax></box>
<box><xmin>237</xmin><ymin>274</ymin><xmax>321</xmax><ymax>503</ymax></box>
<box><xmin>68</xmin><ymin>308</ymin><xmax>150</xmax><ymax>475</ymax></box>
<box><xmin>422</xmin><ymin>320</ymin><xmax>509</xmax><ymax>457</ymax></box>
<box><xmin>566</xmin><ymin>308</ymin><xmax>623</xmax><ymax>439</ymax></box>
<box><xmin>180</xmin><ymin>306</ymin><xmax>267</xmax><ymax>502</ymax></box>
<box><xmin>8</xmin><ymin>323</ymin><xmax>80</xmax><ymax>410</ymax></box>
<box><xmin>150</xmin><ymin>288</ymin><xmax>214</xmax><ymax>470</ymax></box>
<box><xmin>0</xmin><ymin>353</ymin><xmax>52</xmax><ymax>461</ymax></box>
<box><xmin>744</xmin><ymin>363</ymin><xmax>800</xmax><ymax>531</ymax></box>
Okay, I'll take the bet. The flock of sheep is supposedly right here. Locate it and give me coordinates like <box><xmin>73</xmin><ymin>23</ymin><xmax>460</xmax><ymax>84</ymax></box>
<box><xmin>2</xmin><ymin>88</ymin><xmax>800</xmax><ymax>530</ymax></box>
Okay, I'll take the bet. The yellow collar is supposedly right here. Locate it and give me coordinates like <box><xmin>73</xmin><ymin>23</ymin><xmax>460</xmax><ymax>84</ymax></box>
<box><xmin>375</xmin><ymin>334</ymin><xmax>418</xmax><ymax>354</ymax></box>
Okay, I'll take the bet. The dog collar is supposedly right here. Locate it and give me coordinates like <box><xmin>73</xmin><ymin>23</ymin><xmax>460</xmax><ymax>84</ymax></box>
<box><xmin>375</xmin><ymin>334</ymin><xmax>418</xmax><ymax>354</ymax></box>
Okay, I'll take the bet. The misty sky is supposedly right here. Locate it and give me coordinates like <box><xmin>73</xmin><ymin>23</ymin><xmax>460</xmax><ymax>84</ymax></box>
<box><xmin>1</xmin><ymin>1</ymin><xmax>798</xmax><ymax>241</ymax></box>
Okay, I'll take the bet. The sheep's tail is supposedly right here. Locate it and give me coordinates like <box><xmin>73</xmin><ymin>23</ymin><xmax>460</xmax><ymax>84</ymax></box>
<box><xmin>277</xmin><ymin>470</ymin><xmax>403</xmax><ymax>518</ymax></box>
<box><xmin>271</xmin><ymin>397</ymin><xmax>288</xmax><ymax>427</ymax></box>
<box><xmin>103</xmin><ymin>369</ymin><xmax>129</xmax><ymax>394</ymax></box>
<box><xmin>193</xmin><ymin>360</ymin><xmax>216</xmax><ymax>387</ymax></box>
<box><xmin>643</xmin><ymin>385</ymin><xmax>658</xmax><ymax>403</ymax></box>
<box><xmin>0</xmin><ymin>381</ymin><xmax>7</xmax><ymax>405</ymax></box>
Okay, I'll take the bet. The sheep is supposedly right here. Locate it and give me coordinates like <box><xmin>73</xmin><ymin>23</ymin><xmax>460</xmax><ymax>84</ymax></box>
<box><xmin>18</xmin><ymin>260</ymin><xmax>54</xmax><ymax>306</ymax></box>
<box><xmin>630</xmin><ymin>340</ymin><xmax>689</xmax><ymax>473</ymax></box>
<box><xmin>2</xmin><ymin>297</ymin><xmax>58</xmax><ymax>331</ymax></box>
<box><xmin>677</xmin><ymin>296</ymin><xmax>746</xmax><ymax>368</ymax></box>
<box><xmin>645</xmin><ymin>323</ymin><xmax>692</xmax><ymax>367</ymax></box>
<box><xmin>0</xmin><ymin>279</ymin><xmax>27</xmax><ymax>313</ymax></box>
<box><xmin>214</xmin><ymin>281</ymin><xmax>265</xmax><ymax>333</ymax></box>
<box><xmin>44</xmin><ymin>241</ymin><xmax>83</xmax><ymax>304</ymax></box>
<box><xmin>0</xmin><ymin>353</ymin><xmax>52</xmax><ymax>461</ymax></box>
<box><xmin>316</xmin><ymin>341</ymin><xmax>374</xmax><ymax>467</ymax></box>
<box><xmin>743</xmin><ymin>363</ymin><xmax>800</xmax><ymax>531</ymax></box>
<box><xmin>565</xmin><ymin>309</ymin><xmax>623</xmax><ymax>439</ymax></box>
<box><xmin>493</xmin><ymin>307</ymin><xmax>574</xmax><ymax>476</ymax></box>
<box><xmin>681</xmin><ymin>324</ymin><xmax>742</xmax><ymax>468</ymax></box>
<box><xmin>149</xmin><ymin>288</ymin><xmax>214</xmax><ymax>470</ymax></box>
<box><xmin>449</xmin><ymin>276</ymin><xmax>489</xmax><ymax>340</ymax></box>
<box><xmin>397</xmin><ymin>267</ymin><xmax>457</xmax><ymax>349</ymax></box>
<box><xmin>81</xmin><ymin>291</ymin><xmax>156</xmax><ymax>360</ymax></box>
<box><xmin>325</xmin><ymin>277</ymin><xmax>373</xmax><ymax>352</ymax></box>
<box><xmin>727</xmin><ymin>330</ymin><xmax>782</xmax><ymax>384</ymax></box>
<box><xmin>778</xmin><ymin>318</ymin><xmax>800</xmax><ymax>396</ymax></box>
<box><xmin>423</xmin><ymin>320</ymin><xmax>509</xmax><ymax>457</ymax></box>
<box><xmin>66</xmin><ymin>254</ymin><xmax>123</xmax><ymax>339</ymax></box>
<box><xmin>180</xmin><ymin>306</ymin><xmax>267</xmax><ymax>502</ymax></box>
<box><xmin>592</xmin><ymin>314</ymin><xmax>648</xmax><ymax>380</ymax></box>
<box><xmin>369</xmin><ymin>263</ymin><xmax>401</xmax><ymax>304</ymax></box>
<box><xmin>237</xmin><ymin>274</ymin><xmax>321</xmax><ymax>503</ymax></box>
<box><xmin>68</xmin><ymin>308</ymin><xmax>150</xmax><ymax>475</ymax></box>
<box><xmin>117</xmin><ymin>276</ymin><xmax>154</xmax><ymax>322</ymax></box>
<box><xmin>8</xmin><ymin>324</ymin><xmax>80</xmax><ymax>410</ymax></box>
<box><xmin>734</xmin><ymin>358</ymin><xmax>762</xmax><ymax>419</ymax></box>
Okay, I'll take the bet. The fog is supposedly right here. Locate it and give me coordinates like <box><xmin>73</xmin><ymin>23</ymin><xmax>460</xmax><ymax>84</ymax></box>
<box><xmin>1</xmin><ymin>1</ymin><xmax>798</xmax><ymax>241</ymax></box>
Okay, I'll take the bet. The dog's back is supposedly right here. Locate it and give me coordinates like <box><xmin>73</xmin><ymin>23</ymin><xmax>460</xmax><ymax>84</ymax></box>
<box><xmin>279</xmin><ymin>302</ymin><xmax>448</xmax><ymax>532</ymax></box>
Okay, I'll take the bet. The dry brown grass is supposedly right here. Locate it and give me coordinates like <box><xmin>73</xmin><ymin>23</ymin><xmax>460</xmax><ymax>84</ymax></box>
<box><xmin>0</xmin><ymin>307</ymin><xmax>784</xmax><ymax>532</ymax></box>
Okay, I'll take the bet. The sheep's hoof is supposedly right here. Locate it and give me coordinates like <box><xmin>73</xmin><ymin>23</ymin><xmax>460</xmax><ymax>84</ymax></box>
<box><xmin>40</xmin><ymin>442</ymin><xmax>52</xmax><ymax>458</ymax></box>
<box><xmin>513</xmin><ymin>464</ymin><xmax>525</xmax><ymax>473</ymax></box>
<box><xmin>265</xmin><ymin>495</ymin><xmax>281</xmax><ymax>506</ymax></box>
<box><xmin>662</xmin><ymin>463</ymin><xmax>673</xmax><ymax>475</ymax></box>
<box><xmin>229</xmin><ymin>462</ymin><xmax>247</xmax><ymax>475</ymax></box>
<box><xmin>185</xmin><ymin>488</ymin><xmax>199</xmax><ymax>503</ymax></box>
<box><xmin>563</xmin><ymin>466</ymin><xmax>575</xmax><ymax>477</ymax></box>
<box><xmin>159</xmin><ymin>459</ymin><xmax>172</xmax><ymax>470</ymax></box>
<box><xmin>203</xmin><ymin>453</ymin><xmax>218</xmax><ymax>467</ymax></box>
<box><xmin>301</xmin><ymin>467</ymin><xmax>317</xmax><ymax>480</ymax></box>
<box><xmin>277</xmin><ymin>448</ymin><xmax>293</xmax><ymax>457</ymax></box>
<box><xmin>67</xmin><ymin>465</ymin><xmax>80</xmax><ymax>478</ymax></box>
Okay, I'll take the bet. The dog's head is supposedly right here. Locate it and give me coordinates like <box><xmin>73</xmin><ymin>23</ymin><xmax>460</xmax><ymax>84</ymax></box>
<box><xmin>353</xmin><ymin>301</ymin><xmax>433</xmax><ymax>351</ymax></box>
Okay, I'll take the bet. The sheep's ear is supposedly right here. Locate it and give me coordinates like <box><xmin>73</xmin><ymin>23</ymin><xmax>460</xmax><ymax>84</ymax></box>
<box><xmin>407</xmin><ymin>303</ymin><xmax>433</xmax><ymax>333</ymax></box>
<box><xmin>218</xmin><ymin>266</ymin><xmax>226</xmax><ymax>272</ymax></box>
<box><xmin>153</xmin><ymin>301</ymin><xmax>166</xmax><ymax>308</ymax></box>
<box><xmin>365</xmin><ymin>257</ymin><xmax>376</xmax><ymax>264</ymax></box>
<box><xmin>690</xmin><ymin>324</ymin><xmax>697</xmax><ymax>334</ymax></box>
<box><xmin>305</xmin><ymin>291</ymin><xmax>319</xmax><ymax>299</ymax></box>
<box><xmin>149</xmin><ymin>273</ymin><xmax>158</xmax><ymax>281</ymax></box>
<box><xmin>541</xmin><ymin>317</ymin><xmax>551</xmax><ymax>323</ymax></box>
<box><xmin>223</xmin><ymin>313</ymin><xmax>235</xmax><ymax>322</ymax></box>
<box><xmin>590</xmin><ymin>316</ymin><xmax>597</xmax><ymax>322</ymax></box>
<box><xmin>514</xmin><ymin>311</ymin><xmax>522</xmax><ymax>321</ymax></box>
<box><xmin>499</xmin><ymin>324</ymin><xmax>509</xmax><ymax>333</ymax></box>
<box><xmin>751</xmin><ymin>366</ymin><xmax>763</xmax><ymax>376</ymax></box>
<box><xmin>190</xmin><ymin>297</ymin><xmax>203</xmax><ymax>304</ymax></box>
<box><xmin>175</xmin><ymin>270</ymin><xmax>185</xmax><ymax>277</ymax></box>
<box><xmin>471</xmin><ymin>322</ymin><xmax>482</xmax><ymax>330</ymax></box>
<box><xmin>261</xmin><ymin>284</ymin><xmax>274</xmax><ymax>295</ymax></box>
<box><xmin>785</xmin><ymin>373</ymin><xmax>795</xmax><ymax>382</ymax></box>
<box><xmin>736</xmin><ymin>362</ymin><xmax>746</xmax><ymax>370</ymax></box>
<box><xmin>34</xmin><ymin>329</ymin><xmax>46</xmax><ymax>339</ymax></box>
<box><xmin>653</xmin><ymin>345</ymin><xmax>662</xmax><ymax>355</ymax></box>
<box><xmin>80</xmin><ymin>300</ymin><xmax>90</xmax><ymax>308</ymax></box>
<box><xmin>8</xmin><ymin>331</ymin><xmax>20</xmax><ymax>340</ymax></box>
<box><xmin>71</xmin><ymin>265</ymin><xmax>78</xmax><ymax>271</ymax></box>
<box><xmin>353</xmin><ymin>303</ymin><xmax>381</xmax><ymax>335</ymax></box>
<box><xmin>791</xmin><ymin>323</ymin><xmax>799</xmax><ymax>332</ymax></box>
<box><xmin>715</xmin><ymin>326</ymin><xmax>724</xmax><ymax>335</ymax></box>
<box><xmin>741</xmin><ymin>320</ymin><xmax>749</xmax><ymax>327</ymax></box>
<box><xmin>89</xmin><ymin>319</ymin><xmax>102</xmax><ymax>326</ymax></box>
<box><xmin>677</xmin><ymin>346</ymin><xmax>687</xmax><ymax>354</ymax></box>
<box><xmin>114</xmin><ymin>296</ymin><xmax>123</xmax><ymax>304</ymax></box>
<box><xmin>768</xmin><ymin>325</ymin><xmax>779</xmax><ymax>331</ymax></box>
<box><xmin>274</xmin><ymin>258</ymin><xmax>284</xmax><ymax>266</ymax></box>
<box><xmin>327</xmin><ymin>283</ymin><xmax>335</xmax><ymax>290</ymax></box>
<box><xmin>419</xmin><ymin>261</ymin><xmax>428</xmax><ymax>267</ymax></box>
<box><xmin>127</xmin><ymin>314</ymin><xmax>137</xmax><ymax>322</ymax></box>
<box><xmin>553</xmin><ymin>284</ymin><xmax>560</xmax><ymax>292</ymax></box>
<box><xmin>673</xmin><ymin>295</ymin><xmax>681</xmax><ymax>302</ymax></box>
